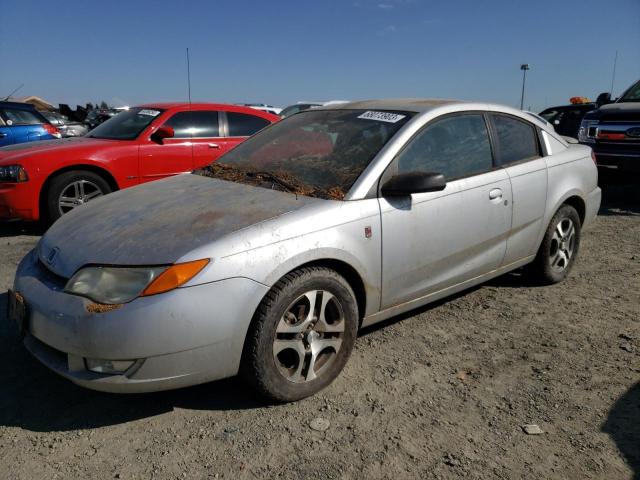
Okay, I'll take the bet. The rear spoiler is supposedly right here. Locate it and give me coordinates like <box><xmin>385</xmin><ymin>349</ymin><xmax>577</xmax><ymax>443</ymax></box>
<box><xmin>562</xmin><ymin>135</ymin><xmax>578</xmax><ymax>144</ymax></box>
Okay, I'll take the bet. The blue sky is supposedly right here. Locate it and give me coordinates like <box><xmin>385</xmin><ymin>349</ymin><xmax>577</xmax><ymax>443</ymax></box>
<box><xmin>1</xmin><ymin>0</ymin><xmax>638</xmax><ymax>112</ymax></box>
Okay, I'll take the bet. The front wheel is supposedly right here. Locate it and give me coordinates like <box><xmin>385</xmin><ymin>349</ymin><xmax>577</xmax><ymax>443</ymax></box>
<box><xmin>44</xmin><ymin>170</ymin><xmax>111</xmax><ymax>223</ymax></box>
<box><xmin>241</xmin><ymin>267</ymin><xmax>359</xmax><ymax>402</ymax></box>
<box><xmin>528</xmin><ymin>204</ymin><xmax>581</xmax><ymax>284</ymax></box>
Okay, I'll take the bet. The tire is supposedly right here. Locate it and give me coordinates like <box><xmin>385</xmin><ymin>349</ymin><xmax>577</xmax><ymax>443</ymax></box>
<box><xmin>44</xmin><ymin>170</ymin><xmax>111</xmax><ymax>223</ymax></box>
<box><xmin>528</xmin><ymin>204</ymin><xmax>581</xmax><ymax>285</ymax></box>
<box><xmin>241</xmin><ymin>266</ymin><xmax>359</xmax><ymax>402</ymax></box>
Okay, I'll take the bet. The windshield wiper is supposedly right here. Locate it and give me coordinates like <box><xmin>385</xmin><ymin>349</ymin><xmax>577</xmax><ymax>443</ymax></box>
<box><xmin>250</xmin><ymin>171</ymin><xmax>300</xmax><ymax>194</ymax></box>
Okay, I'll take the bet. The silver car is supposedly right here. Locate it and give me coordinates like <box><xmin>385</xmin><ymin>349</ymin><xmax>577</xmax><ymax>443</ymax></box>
<box><xmin>10</xmin><ymin>99</ymin><xmax>601</xmax><ymax>401</ymax></box>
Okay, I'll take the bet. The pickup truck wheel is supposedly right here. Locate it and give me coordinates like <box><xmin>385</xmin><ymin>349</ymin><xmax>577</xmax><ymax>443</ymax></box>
<box><xmin>44</xmin><ymin>170</ymin><xmax>111</xmax><ymax>223</ymax></box>
<box><xmin>529</xmin><ymin>204</ymin><xmax>581</xmax><ymax>285</ymax></box>
<box><xmin>241</xmin><ymin>267</ymin><xmax>358</xmax><ymax>402</ymax></box>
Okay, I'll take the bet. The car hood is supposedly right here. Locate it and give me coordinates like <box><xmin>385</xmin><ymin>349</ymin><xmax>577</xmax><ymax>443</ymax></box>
<box><xmin>601</xmin><ymin>102</ymin><xmax>640</xmax><ymax>112</ymax></box>
<box><xmin>0</xmin><ymin>137</ymin><xmax>119</xmax><ymax>163</ymax></box>
<box><xmin>37</xmin><ymin>174</ymin><xmax>321</xmax><ymax>278</ymax></box>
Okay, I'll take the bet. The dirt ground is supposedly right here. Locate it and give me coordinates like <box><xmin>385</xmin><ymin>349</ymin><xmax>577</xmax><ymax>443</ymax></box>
<box><xmin>0</xmin><ymin>175</ymin><xmax>638</xmax><ymax>480</ymax></box>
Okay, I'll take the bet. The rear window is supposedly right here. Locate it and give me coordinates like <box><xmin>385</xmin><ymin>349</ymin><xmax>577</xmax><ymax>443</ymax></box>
<box><xmin>227</xmin><ymin>112</ymin><xmax>271</xmax><ymax>137</ymax></box>
<box><xmin>0</xmin><ymin>108</ymin><xmax>44</xmax><ymax>125</ymax></box>
<box><xmin>491</xmin><ymin>114</ymin><xmax>540</xmax><ymax>165</ymax></box>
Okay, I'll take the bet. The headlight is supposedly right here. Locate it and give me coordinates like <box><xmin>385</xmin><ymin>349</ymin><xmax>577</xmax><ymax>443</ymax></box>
<box><xmin>65</xmin><ymin>259</ymin><xmax>209</xmax><ymax>304</ymax></box>
<box><xmin>578</xmin><ymin>119</ymin><xmax>599</xmax><ymax>143</ymax></box>
<box><xmin>0</xmin><ymin>165</ymin><xmax>28</xmax><ymax>183</ymax></box>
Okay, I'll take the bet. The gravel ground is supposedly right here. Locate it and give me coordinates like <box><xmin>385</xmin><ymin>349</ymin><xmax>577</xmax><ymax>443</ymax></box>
<box><xmin>0</xmin><ymin>176</ymin><xmax>638</xmax><ymax>480</ymax></box>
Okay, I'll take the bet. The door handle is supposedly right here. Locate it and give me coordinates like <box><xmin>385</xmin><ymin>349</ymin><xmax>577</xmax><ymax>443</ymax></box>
<box><xmin>208</xmin><ymin>143</ymin><xmax>221</xmax><ymax>149</ymax></box>
<box><xmin>489</xmin><ymin>188</ymin><xmax>503</xmax><ymax>200</ymax></box>
<box><xmin>0</xmin><ymin>133</ymin><xmax>7</xmax><ymax>138</ymax></box>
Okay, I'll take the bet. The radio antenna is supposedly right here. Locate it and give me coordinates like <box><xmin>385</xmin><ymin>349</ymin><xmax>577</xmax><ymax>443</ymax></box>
<box><xmin>186</xmin><ymin>48</ymin><xmax>192</xmax><ymax>104</ymax></box>
<box><xmin>3</xmin><ymin>83</ymin><xmax>24</xmax><ymax>101</ymax></box>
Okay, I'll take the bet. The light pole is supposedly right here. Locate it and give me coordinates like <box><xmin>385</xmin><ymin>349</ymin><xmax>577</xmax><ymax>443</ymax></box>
<box><xmin>520</xmin><ymin>64</ymin><xmax>530</xmax><ymax>110</ymax></box>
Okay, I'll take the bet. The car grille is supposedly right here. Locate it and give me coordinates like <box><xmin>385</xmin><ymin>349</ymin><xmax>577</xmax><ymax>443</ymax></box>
<box><xmin>600</xmin><ymin>113</ymin><xmax>640</xmax><ymax>123</ymax></box>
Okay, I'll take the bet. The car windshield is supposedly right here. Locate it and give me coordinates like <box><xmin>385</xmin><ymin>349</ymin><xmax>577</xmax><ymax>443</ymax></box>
<box><xmin>619</xmin><ymin>81</ymin><xmax>640</xmax><ymax>103</ymax></box>
<box><xmin>87</xmin><ymin>107</ymin><xmax>163</xmax><ymax>140</ymax></box>
<box><xmin>194</xmin><ymin>109</ymin><xmax>412</xmax><ymax>199</ymax></box>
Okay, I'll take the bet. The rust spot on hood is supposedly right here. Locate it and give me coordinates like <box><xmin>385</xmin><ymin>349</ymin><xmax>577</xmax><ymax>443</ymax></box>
<box><xmin>86</xmin><ymin>302</ymin><xmax>122</xmax><ymax>314</ymax></box>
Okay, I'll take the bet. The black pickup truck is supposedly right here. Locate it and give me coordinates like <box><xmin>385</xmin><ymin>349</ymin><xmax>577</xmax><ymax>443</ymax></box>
<box><xmin>578</xmin><ymin>79</ymin><xmax>640</xmax><ymax>173</ymax></box>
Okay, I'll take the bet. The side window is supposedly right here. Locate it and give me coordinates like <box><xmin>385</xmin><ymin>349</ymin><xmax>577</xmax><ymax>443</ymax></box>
<box><xmin>163</xmin><ymin>111</ymin><xmax>219</xmax><ymax>138</ymax></box>
<box><xmin>0</xmin><ymin>108</ymin><xmax>44</xmax><ymax>125</ymax></box>
<box><xmin>396</xmin><ymin>114</ymin><xmax>493</xmax><ymax>180</ymax></box>
<box><xmin>227</xmin><ymin>112</ymin><xmax>270</xmax><ymax>137</ymax></box>
<box><xmin>491</xmin><ymin>114</ymin><xmax>540</xmax><ymax>165</ymax></box>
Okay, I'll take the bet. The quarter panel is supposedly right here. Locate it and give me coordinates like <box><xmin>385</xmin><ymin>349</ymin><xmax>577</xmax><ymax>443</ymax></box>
<box><xmin>541</xmin><ymin>146</ymin><xmax>598</xmax><ymax>246</ymax></box>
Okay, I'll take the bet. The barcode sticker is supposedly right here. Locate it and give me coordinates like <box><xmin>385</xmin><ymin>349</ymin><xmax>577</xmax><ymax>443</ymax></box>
<box><xmin>138</xmin><ymin>109</ymin><xmax>161</xmax><ymax>117</ymax></box>
<box><xmin>357</xmin><ymin>111</ymin><xmax>406</xmax><ymax>123</ymax></box>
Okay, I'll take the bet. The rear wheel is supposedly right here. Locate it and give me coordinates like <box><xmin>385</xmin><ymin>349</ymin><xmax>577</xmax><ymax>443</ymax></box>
<box><xmin>241</xmin><ymin>267</ymin><xmax>358</xmax><ymax>402</ymax></box>
<box><xmin>528</xmin><ymin>204</ymin><xmax>581</xmax><ymax>284</ymax></box>
<box><xmin>44</xmin><ymin>170</ymin><xmax>111</xmax><ymax>223</ymax></box>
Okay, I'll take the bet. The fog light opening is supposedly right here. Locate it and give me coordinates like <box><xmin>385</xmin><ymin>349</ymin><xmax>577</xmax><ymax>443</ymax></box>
<box><xmin>85</xmin><ymin>358</ymin><xmax>136</xmax><ymax>375</ymax></box>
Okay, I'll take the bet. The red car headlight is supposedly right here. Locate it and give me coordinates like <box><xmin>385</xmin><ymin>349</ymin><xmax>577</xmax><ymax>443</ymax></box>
<box><xmin>0</xmin><ymin>165</ymin><xmax>29</xmax><ymax>183</ymax></box>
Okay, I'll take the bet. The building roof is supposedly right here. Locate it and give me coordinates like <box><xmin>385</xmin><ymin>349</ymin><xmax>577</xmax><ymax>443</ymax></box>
<box><xmin>10</xmin><ymin>95</ymin><xmax>56</xmax><ymax>111</ymax></box>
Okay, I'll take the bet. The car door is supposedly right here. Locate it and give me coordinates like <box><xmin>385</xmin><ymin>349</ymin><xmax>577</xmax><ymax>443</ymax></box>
<box><xmin>216</xmin><ymin>111</ymin><xmax>273</xmax><ymax>154</ymax></box>
<box><xmin>379</xmin><ymin>113</ymin><xmax>513</xmax><ymax>309</ymax></box>
<box><xmin>488</xmin><ymin>113</ymin><xmax>548</xmax><ymax>264</ymax></box>
<box><xmin>0</xmin><ymin>115</ymin><xmax>14</xmax><ymax>146</ymax></box>
<box><xmin>0</xmin><ymin>107</ymin><xmax>48</xmax><ymax>144</ymax></box>
<box><xmin>139</xmin><ymin>110</ymin><xmax>222</xmax><ymax>181</ymax></box>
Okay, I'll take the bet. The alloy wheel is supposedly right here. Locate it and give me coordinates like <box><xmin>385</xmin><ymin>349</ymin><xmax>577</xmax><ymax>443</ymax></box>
<box><xmin>272</xmin><ymin>290</ymin><xmax>345</xmax><ymax>383</ymax></box>
<box><xmin>58</xmin><ymin>180</ymin><xmax>104</xmax><ymax>215</ymax></box>
<box><xmin>549</xmin><ymin>217</ymin><xmax>576</xmax><ymax>272</ymax></box>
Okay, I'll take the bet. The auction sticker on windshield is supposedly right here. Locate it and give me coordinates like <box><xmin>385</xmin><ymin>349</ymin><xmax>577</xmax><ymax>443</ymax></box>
<box><xmin>138</xmin><ymin>109</ymin><xmax>161</xmax><ymax>117</ymax></box>
<box><xmin>357</xmin><ymin>111</ymin><xmax>406</xmax><ymax>123</ymax></box>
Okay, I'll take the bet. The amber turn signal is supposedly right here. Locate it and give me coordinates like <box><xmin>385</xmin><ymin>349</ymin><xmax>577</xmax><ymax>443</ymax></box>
<box><xmin>142</xmin><ymin>259</ymin><xmax>209</xmax><ymax>296</ymax></box>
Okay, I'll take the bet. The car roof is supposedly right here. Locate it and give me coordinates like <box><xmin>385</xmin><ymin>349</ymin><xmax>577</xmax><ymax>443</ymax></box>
<box><xmin>135</xmin><ymin>102</ymin><xmax>277</xmax><ymax>113</ymax></box>
<box><xmin>0</xmin><ymin>101</ymin><xmax>38</xmax><ymax>110</ymax></box>
<box><xmin>315</xmin><ymin>98</ymin><xmax>463</xmax><ymax>113</ymax></box>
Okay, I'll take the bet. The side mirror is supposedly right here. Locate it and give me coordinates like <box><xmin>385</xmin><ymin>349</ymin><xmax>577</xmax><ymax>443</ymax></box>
<box><xmin>381</xmin><ymin>171</ymin><xmax>446</xmax><ymax>197</ymax></box>
<box><xmin>151</xmin><ymin>126</ymin><xmax>174</xmax><ymax>143</ymax></box>
<box><xmin>596</xmin><ymin>92</ymin><xmax>612</xmax><ymax>107</ymax></box>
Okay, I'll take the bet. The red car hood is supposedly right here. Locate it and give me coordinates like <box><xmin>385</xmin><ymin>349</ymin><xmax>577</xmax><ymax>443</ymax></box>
<box><xmin>0</xmin><ymin>137</ymin><xmax>125</xmax><ymax>164</ymax></box>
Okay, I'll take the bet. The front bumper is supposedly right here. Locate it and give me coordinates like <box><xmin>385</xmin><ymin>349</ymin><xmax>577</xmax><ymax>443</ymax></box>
<box><xmin>0</xmin><ymin>181</ymin><xmax>39</xmax><ymax>221</ymax></box>
<box><xmin>13</xmin><ymin>250</ymin><xmax>269</xmax><ymax>393</ymax></box>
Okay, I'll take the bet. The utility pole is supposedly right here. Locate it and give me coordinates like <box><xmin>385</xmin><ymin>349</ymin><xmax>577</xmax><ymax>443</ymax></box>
<box><xmin>520</xmin><ymin>64</ymin><xmax>530</xmax><ymax>110</ymax></box>
<box><xmin>610</xmin><ymin>50</ymin><xmax>618</xmax><ymax>94</ymax></box>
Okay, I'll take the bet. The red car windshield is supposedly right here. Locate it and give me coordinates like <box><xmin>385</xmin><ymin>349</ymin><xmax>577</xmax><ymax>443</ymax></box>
<box><xmin>195</xmin><ymin>109</ymin><xmax>412</xmax><ymax>199</ymax></box>
<box><xmin>87</xmin><ymin>108</ymin><xmax>163</xmax><ymax>140</ymax></box>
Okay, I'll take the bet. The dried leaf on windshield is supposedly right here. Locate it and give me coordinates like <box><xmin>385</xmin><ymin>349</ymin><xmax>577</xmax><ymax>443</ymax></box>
<box><xmin>195</xmin><ymin>163</ymin><xmax>346</xmax><ymax>200</ymax></box>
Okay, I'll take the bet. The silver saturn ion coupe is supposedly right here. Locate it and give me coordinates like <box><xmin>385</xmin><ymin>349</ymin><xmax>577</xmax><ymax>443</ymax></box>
<box><xmin>10</xmin><ymin>99</ymin><xmax>601</xmax><ymax>401</ymax></box>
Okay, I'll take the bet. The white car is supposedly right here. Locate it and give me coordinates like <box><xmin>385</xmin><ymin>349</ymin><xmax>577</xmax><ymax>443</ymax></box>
<box><xmin>241</xmin><ymin>103</ymin><xmax>282</xmax><ymax>115</ymax></box>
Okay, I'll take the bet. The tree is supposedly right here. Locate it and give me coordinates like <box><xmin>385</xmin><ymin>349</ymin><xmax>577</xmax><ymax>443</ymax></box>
<box><xmin>100</xmin><ymin>100</ymin><xmax>109</xmax><ymax>110</ymax></box>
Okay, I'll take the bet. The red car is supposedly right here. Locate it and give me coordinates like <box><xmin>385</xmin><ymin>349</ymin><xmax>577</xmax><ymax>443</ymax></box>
<box><xmin>0</xmin><ymin>103</ymin><xmax>279</xmax><ymax>222</ymax></box>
